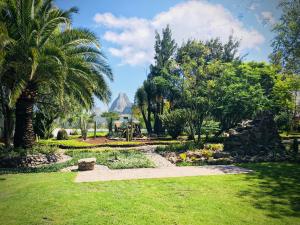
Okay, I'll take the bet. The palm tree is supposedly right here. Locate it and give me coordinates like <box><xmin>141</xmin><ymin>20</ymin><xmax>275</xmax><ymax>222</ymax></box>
<box><xmin>0</xmin><ymin>0</ymin><xmax>112</xmax><ymax>148</ymax></box>
<box><xmin>0</xmin><ymin>21</ymin><xmax>15</xmax><ymax>147</ymax></box>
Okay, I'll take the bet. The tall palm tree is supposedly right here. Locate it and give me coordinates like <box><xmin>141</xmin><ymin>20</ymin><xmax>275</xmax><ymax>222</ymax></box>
<box><xmin>0</xmin><ymin>21</ymin><xmax>15</xmax><ymax>147</ymax></box>
<box><xmin>0</xmin><ymin>0</ymin><xmax>113</xmax><ymax>148</ymax></box>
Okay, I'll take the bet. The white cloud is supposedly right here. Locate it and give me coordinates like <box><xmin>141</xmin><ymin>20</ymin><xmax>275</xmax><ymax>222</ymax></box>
<box><xmin>94</xmin><ymin>1</ymin><xmax>265</xmax><ymax>66</ymax></box>
<box><xmin>248</xmin><ymin>2</ymin><xmax>259</xmax><ymax>11</ymax></box>
<box><xmin>257</xmin><ymin>11</ymin><xmax>276</xmax><ymax>26</ymax></box>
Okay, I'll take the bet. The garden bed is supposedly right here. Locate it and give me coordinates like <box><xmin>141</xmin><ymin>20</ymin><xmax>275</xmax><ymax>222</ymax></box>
<box><xmin>38</xmin><ymin>137</ymin><xmax>183</xmax><ymax>149</ymax></box>
<box><xmin>65</xmin><ymin>149</ymin><xmax>155</xmax><ymax>169</ymax></box>
<box><xmin>0</xmin><ymin>149</ymin><xmax>155</xmax><ymax>174</ymax></box>
<box><xmin>156</xmin><ymin>142</ymin><xmax>293</xmax><ymax>166</ymax></box>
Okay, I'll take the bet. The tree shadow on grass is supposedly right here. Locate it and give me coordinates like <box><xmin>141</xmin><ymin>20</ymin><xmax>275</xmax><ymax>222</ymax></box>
<box><xmin>239</xmin><ymin>162</ymin><xmax>300</xmax><ymax>219</ymax></box>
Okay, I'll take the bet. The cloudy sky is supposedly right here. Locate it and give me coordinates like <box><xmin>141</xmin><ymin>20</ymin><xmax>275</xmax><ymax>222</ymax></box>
<box><xmin>56</xmin><ymin>0</ymin><xmax>281</xmax><ymax>109</ymax></box>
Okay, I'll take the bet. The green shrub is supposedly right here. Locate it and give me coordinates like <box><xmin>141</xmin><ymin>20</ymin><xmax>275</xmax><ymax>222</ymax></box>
<box><xmin>29</xmin><ymin>144</ymin><xmax>59</xmax><ymax>155</ymax></box>
<box><xmin>0</xmin><ymin>144</ymin><xmax>59</xmax><ymax>158</ymax></box>
<box><xmin>160</xmin><ymin>109</ymin><xmax>186</xmax><ymax>139</ymax></box>
<box><xmin>81</xmin><ymin>129</ymin><xmax>87</xmax><ymax>140</ymax></box>
<box><xmin>156</xmin><ymin>141</ymin><xmax>198</xmax><ymax>153</ymax></box>
<box><xmin>200</xmin><ymin>149</ymin><xmax>213</xmax><ymax>158</ymax></box>
<box><xmin>204</xmin><ymin>143</ymin><xmax>223</xmax><ymax>151</ymax></box>
<box><xmin>57</xmin><ymin>129</ymin><xmax>68</xmax><ymax>140</ymax></box>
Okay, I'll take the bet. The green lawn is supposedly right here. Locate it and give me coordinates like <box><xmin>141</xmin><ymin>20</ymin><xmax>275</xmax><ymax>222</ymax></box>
<box><xmin>0</xmin><ymin>163</ymin><xmax>299</xmax><ymax>225</ymax></box>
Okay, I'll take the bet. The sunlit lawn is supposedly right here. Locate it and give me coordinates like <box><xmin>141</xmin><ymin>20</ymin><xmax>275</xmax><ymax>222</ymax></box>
<box><xmin>0</xmin><ymin>163</ymin><xmax>299</xmax><ymax>225</ymax></box>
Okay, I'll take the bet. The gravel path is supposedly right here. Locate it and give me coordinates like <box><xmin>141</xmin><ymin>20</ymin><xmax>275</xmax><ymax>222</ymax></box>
<box><xmin>140</xmin><ymin>145</ymin><xmax>175</xmax><ymax>168</ymax></box>
<box><xmin>75</xmin><ymin>165</ymin><xmax>252</xmax><ymax>182</ymax></box>
<box><xmin>66</xmin><ymin>145</ymin><xmax>252</xmax><ymax>182</ymax></box>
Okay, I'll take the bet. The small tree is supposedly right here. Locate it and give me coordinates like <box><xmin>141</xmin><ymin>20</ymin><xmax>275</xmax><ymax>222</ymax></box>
<box><xmin>160</xmin><ymin>109</ymin><xmax>186</xmax><ymax>139</ymax></box>
<box><xmin>79</xmin><ymin>111</ymin><xmax>95</xmax><ymax>140</ymax></box>
<box><xmin>271</xmin><ymin>0</ymin><xmax>300</xmax><ymax>74</ymax></box>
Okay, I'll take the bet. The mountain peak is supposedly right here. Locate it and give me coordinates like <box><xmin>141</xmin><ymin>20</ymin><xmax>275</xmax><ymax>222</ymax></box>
<box><xmin>109</xmin><ymin>93</ymin><xmax>133</xmax><ymax>114</ymax></box>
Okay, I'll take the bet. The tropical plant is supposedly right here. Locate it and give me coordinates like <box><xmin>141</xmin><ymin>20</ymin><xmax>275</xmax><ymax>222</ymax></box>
<box><xmin>0</xmin><ymin>0</ymin><xmax>112</xmax><ymax>148</ymax></box>
<box><xmin>56</xmin><ymin>129</ymin><xmax>68</xmax><ymax>140</ymax></box>
<box><xmin>0</xmin><ymin>21</ymin><xmax>14</xmax><ymax>147</ymax></box>
<box><xmin>136</xmin><ymin>25</ymin><xmax>178</xmax><ymax>135</ymax></box>
<box><xmin>135</xmin><ymin>86</ymin><xmax>152</xmax><ymax>133</ymax></box>
<box><xmin>79</xmin><ymin>111</ymin><xmax>95</xmax><ymax>140</ymax></box>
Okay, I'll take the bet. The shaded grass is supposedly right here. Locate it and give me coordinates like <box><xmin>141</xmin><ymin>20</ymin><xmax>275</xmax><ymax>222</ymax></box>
<box><xmin>238</xmin><ymin>162</ymin><xmax>300</xmax><ymax>219</ymax></box>
<box><xmin>0</xmin><ymin>163</ymin><xmax>299</xmax><ymax>225</ymax></box>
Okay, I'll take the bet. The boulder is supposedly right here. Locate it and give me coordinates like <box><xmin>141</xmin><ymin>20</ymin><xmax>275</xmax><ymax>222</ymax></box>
<box><xmin>212</xmin><ymin>151</ymin><xmax>231</xmax><ymax>159</ymax></box>
<box><xmin>78</xmin><ymin>158</ymin><xmax>96</xmax><ymax>171</ymax></box>
<box><xmin>224</xmin><ymin>111</ymin><xmax>285</xmax><ymax>158</ymax></box>
<box><xmin>0</xmin><ymin>153</ymin><xmax>63</xmax><ymax>168</ymax></box>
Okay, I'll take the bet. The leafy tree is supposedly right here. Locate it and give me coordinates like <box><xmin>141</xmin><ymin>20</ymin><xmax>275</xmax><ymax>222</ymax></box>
<box><xmin>33</xmin><ymin>94</ymin><xmax>81</xmax><ymax>139</ymax></box>
<box><xmin>175</xmin><ymin>41</ymin><xmax>215</xmax><ymax>143</ymax></box>
<box><xmin>153</xmin><ymin>25</ymin><xmax>177</xmax><ymax>69</ymax></box>
<box><xmin>271</xmin><ymin>0</ymin><xmax>300</xmax><ymax>74</ymax></box>
<box><xmin>211</xmin><ymin>63</ymin><xmax>268</xmax><ymax>132</ymax></box>
<box><xmin>147</xmin><ymin>25</ymin><xmax>178</xmax><ymax>135</ymax></box>
<box><xmin>0</xmin><ymin>0</ymin><xmax>112</xmax><ymax>148</ymax></box>
<box><xmin>271</xmin><ymin>74</ymin><xmax>300</xmax><ymax>132</ymax></box>
<box><xmin>175</xmin><ymin>37</ymin><xmax>240</xmax><ymax>143</ymax></box>
<box><xmin>205</xmin><ymin>36</ymin><xmax>240</xmax><ymax>63</ymax></box>
<box><xmin>160</xmin><ymin>109</ymin><xmax>186</xmax><ymax>139</ymax></box>
<box><xmin>201</xmin><ymin>120</ymin><xmax>220</xmax><ymax>141</ymax></box>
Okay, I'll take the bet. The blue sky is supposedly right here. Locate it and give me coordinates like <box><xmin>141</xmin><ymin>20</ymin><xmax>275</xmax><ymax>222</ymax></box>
<box><xmin>55</xmin><ymin>0</ymin><xmax>281</xmax><ymax>110</ymax></box>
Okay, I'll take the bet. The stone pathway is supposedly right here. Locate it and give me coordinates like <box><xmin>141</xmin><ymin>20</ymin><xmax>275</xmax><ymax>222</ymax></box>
<box><xmin>140</xmin><ymin>145</ymin><xmax>175</xmax><ymax>168</ymax></box>
<box><xmin>75</xmin><ymin>165</ymin><xmax>252</xmax><ymax>183</ymax></box>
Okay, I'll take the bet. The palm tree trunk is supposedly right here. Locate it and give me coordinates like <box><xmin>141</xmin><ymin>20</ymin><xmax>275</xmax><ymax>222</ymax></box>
<box><xmin>140</xmin><ymin>107</ymin><xmax>152</xmax><ymax>134</ymax></box>
<box><xmin>147</xmin><ymin>107</ymin><xmax>152</xmax><ymax>133</ymax></box>
<box><xmin>3</xmin><ymin>107</ymin><xmax>14</xmax><ymax>147</ymax></box>
<box><xmin>14</xmin><ymin>84</ymin><xmax>37</xmax><ymax>149</ymax></box>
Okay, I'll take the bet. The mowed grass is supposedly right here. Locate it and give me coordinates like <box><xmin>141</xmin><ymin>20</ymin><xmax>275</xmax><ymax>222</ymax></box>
<box><xmin>0</xmin><ymin>163</ymin><xmax>299</xmax><ymax>225</ymax></box>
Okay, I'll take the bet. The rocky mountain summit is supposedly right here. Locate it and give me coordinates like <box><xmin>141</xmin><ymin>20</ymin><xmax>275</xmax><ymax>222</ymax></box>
<box><xmin>109</xmin><ymin>93</ymin><xmax>133</xmax><ymax>114</ymax></box>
